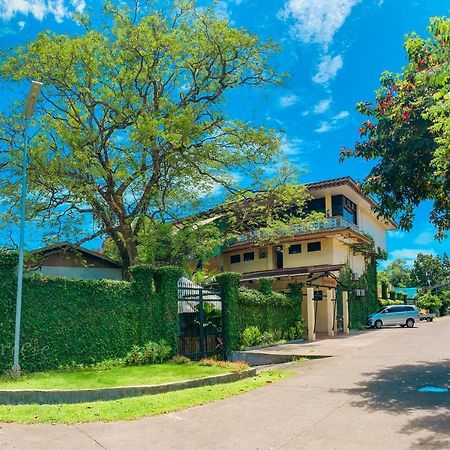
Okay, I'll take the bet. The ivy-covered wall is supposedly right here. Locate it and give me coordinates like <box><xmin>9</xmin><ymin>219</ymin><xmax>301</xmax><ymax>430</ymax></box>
<box><xmin>217</xmin><ymin>274</ymin><xmax>301</xmax><ymax>351</ymax></box>
<box><xmin>0</xmin><ymin>253</ymin><xmax>181</xmax><ymax>373</ymax></box>
<box><xmin>337</xmin><ymin>258</ymin><xmax>379</xmax><ymax>328</ymax></box>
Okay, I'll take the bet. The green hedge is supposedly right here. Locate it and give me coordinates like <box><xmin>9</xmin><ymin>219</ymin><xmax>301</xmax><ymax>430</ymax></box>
<box><xmin>217</xmin><ymin>273</ymin><xmax>301</xmax><ymax>352</ymax></box>
<box><xmin>338</xmin><ymin>260</ymin><xmax>378</xmax><ymax>328</ymax></box>
<box><xmin>0</xmin><ymin>253</ymin><xmax>180</xmax><ymax>373</ymax></box>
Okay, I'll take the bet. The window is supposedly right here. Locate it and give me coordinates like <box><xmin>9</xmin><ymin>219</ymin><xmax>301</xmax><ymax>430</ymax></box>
<box><xmin>305</xmin><ymin>197</ymin><xmax>326</xmax><ymax>215</ymax></box>
<box><xmin>331</xmin><ymin>195</ymin><xmax>357</xmax><ymax>224</ymax></box>
<box><xmin>307</xmin><ymin>241</ymin><xmax>321</xmax><ymax>252</ymax></box>
<box><xmin>259</xmin><ymin>249</ymin><xmax>267</xmax><ymax>259</ymax></box>
<box><xmin>289</xmin><ymin>244</ymin><xmax>301</xmax><ymax>254</ymax></box>
<box><xmin>243</xmin><ymin>252</ymin><xmax>255</xmax><ymax>262</ymax></box>
<box><xmin>230</xmin><ymin>254</ymin><xmax>241</xmax><ymax>264</ymax></box>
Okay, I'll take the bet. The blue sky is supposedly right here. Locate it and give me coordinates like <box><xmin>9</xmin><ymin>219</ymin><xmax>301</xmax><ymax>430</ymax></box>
<box><xmin>0</xmin><ymin>0</ymin><xmax>449</xmax><ymax>265</ymax></box>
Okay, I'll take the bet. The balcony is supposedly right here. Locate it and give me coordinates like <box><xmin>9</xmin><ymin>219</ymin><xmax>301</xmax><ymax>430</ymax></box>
<box><xmin>227</xmin><ymin>216</ymin><xmax>365</xmax><ymax>247</ymax></box>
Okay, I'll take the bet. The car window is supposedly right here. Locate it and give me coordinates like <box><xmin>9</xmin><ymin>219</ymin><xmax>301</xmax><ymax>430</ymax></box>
<box><xmin>405</xmin><ymin>306</ymin><xmax>415</xmax><ymax>312</ymax></box>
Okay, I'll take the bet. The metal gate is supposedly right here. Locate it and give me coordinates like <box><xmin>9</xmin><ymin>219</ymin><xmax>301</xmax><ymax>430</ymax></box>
<box><xmin>178</xmin><ymin>279</ymin><xmax>225</xmax><ymax>360</ymax></box>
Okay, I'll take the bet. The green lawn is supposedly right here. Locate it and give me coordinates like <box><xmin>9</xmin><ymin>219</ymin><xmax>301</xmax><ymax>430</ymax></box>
<box><xmin>0</xmin><ymin>370</ymin><xmax>292</xmax><ymax>424</ymax></box>
<box><xmin>0</xmin><ymin>363</ymin><xmax>230</xmax><ymax>390</ymax></box>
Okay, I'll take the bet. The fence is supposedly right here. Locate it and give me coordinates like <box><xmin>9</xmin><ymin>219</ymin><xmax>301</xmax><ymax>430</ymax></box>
<box><xmin>178</xmin><ymin>278</ymin><xmax>225</xmax><ymax>360</ymax></box>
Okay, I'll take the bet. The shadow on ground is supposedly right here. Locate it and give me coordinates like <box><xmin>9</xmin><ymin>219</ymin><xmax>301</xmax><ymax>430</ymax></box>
<box><xmin>335</xmin><ymin>360</ymin><xmax>450</xmax><ymax>449</ymax></box>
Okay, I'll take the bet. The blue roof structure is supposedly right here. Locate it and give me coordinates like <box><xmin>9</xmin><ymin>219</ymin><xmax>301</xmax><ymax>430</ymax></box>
<box><xmin>394</xmin><ymin>287</ymin><xmax>418</xmax><ymax>299</ymax></box>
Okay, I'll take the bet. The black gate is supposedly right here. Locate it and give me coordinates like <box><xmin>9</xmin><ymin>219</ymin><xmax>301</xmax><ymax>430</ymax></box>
<box><xmin>178</xmin><ymin>279</ymin><xmax>225</xmax><ymax>360</ymax></box>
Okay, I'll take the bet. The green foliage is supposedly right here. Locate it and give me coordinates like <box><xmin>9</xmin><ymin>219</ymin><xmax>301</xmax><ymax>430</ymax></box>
<box><xmin>384</xmin><ymin>259</ymin><xmax>412</xmax><ymax>287</ymax></box>
<box><xmin>417</xmin><ymin>292</ymin><xmax>442</xmax><ymax>314</ymax></box>
<box><xmin>341</xmin><ymin>16</ymin><xmax>450</xmax><ymax>235</ymax></box>
<box><xmin>439</xmin><ymin>291</ymin><xmax>450</xmax><ymax>316</ymax></box>
<box><xmin>216</xmin><ymin>272</ymin><xmax>242</xmax><ymax>353</ymax></box>
<box><xmin>0</xmin><ymin>0</ymin><xmax>283</xmax><ymax>269</ymax></box>
<box><xmin>123</xmin><ymin>341</ymin><xmax>172</xmax><ymax>366</ymax></box>
<box><xmin>241</xmin><ymin>326</ymin><xmax>262</xmax><ymax>348</ymax></box>
<box><xmin>338</xmin><ymin>261</ymin><xmax>378</xmax><ymax>329</ymax></box>
<box><xmin>412</xmin><ymin>253</ymin><xmax>447</xmax><ymax>289</ymax></box>
<box><xmin>378</xmin><ymin>299</ymin><xmax>404</xmax><ymax>307</ymax></box>
<box><xmin>217</xmin><ymin>273</ymin><xmax>301</xmax><ymax>351</ymax></box>
<box><xmin>0</xmin><ymin>254</ymin><xmax>181</xmax><ymax>373</ymax></box>
<box><xmin>258</xmin><ymin>278</ymin><xmax>273</xmax><ymax>295</ymax></box>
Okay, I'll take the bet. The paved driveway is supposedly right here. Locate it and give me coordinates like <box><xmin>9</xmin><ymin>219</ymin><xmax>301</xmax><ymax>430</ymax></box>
<box><xmin>2</xmin><ymin>318</ymin><xmax>450</xmax><ymax>449</ymax></box>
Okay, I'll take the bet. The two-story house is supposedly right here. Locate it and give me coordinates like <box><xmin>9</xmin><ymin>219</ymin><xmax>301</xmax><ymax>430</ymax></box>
<box><xmin>202</xmin><ymin>177</ymin><xmax>397</xmax><ymax>339</ymax></box>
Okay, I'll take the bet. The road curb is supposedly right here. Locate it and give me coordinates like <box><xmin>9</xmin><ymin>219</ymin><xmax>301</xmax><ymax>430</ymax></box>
<box><xmin>0</xmin><ymin>368</ymin><xmax>257</xmax><ymax>405</ymax></box>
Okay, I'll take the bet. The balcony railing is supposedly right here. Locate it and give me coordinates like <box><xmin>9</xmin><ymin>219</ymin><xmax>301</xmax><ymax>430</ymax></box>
<box><xmin>228</xmin><ymin>216</ymin><xmax>363</xmax><ymax>247</ymax></box>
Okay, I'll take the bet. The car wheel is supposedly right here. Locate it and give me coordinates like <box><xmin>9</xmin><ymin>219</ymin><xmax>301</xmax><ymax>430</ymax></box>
<box><xmin>374</xmin><ymin>320</ymin><xmax>382</xmax><ymax>329</ymax></box>
<box><xmin>406</xmin><ymin>318</ymin><xmax>415</xmax><ymax>328</ymax></box>
<box><xmin>427</xmin><ymin>317</ymin><xmax>432</xmax><ymax>322</ymax></box>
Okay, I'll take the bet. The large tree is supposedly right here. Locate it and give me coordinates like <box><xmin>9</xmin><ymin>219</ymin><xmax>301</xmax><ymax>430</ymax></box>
<box><xmin>0</xmin><ymin>1</ymin><xmax>285</xmax><ymax>271</ymax></box>
<box><xmin>383</xmin><ymin>258</ymin><xmax>412</xmax><ymax>288</ymax></box>
<box><xmin>341</xmin><ymin>16</ymin><xmax>450</xmax><ymax>236</ymax></box>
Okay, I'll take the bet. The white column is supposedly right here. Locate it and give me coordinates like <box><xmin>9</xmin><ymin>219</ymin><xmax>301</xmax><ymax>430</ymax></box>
<box><xmin>342</xmin><ymin>290</ymin><xmax>350</xmax><ymax>335</ymax></box>
<box><xmin>306</xmin><ymin>287</ymin><xmax>316</xmax><ymax>341</ymax></box>
<box><xmin>327</xmin><ymin>289</ymin><xmax>335</xmax><ymax>337</ymax></box>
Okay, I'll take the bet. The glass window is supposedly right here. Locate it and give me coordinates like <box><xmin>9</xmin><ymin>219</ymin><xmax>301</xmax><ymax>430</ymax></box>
<box><xmin>230</xmin><ymin>254</ymin><xmax>241</xmax><ymax>264</ymax></box>
<box><xmin>243</xmin><ymin>252</ymin><xmax>255</xmax><ymax>262</ymax></box>
<box><xmin>331</xmin><ymin>195</ymin><xmax>357</xmax><ymax>224</ymax></box>
<box><xmin>289</xmin><ymin>244</ymin><xmax>301</xmax><ymax>254</ymax></box>
<box><xmin>305</xmin><ymin>197</ymin><xmax>326</xmax><ymax>214</ymax></box>
<box><xmin>307</xmin><ymin>241</ymin><xmax>321</xmax><ymax>252</ymax></box>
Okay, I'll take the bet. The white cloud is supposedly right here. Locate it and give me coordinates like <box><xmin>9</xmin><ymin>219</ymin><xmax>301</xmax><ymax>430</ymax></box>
<box><xmin>279</xmin><ymin>94</ymin><xmax>299</xmax><ymax>108</ymax></box>
<box><xmin>313</xmin><ymin>109</ymin><xmax>348</xmax><ymax>133</ymax></box>
<box><xmin>388</xmin><ymin>230</ymin><xmax>406</xmax><ymax>239</ymax></box>
<box><xmin>332</xmin><ymin>110</ymin><xmax>349</xmax><ymax>121</ymax></box>
<box><xmin>313</xmin><ymin>98</ymin><xmax>331</xmax><ymax>114</ymax></box>
<box><xmin>0</xmin><ymin>0</ymin><xmax>85</xmax><ymax>22</ymax></box>
<box><xmin>414</xmin><ymin>231</ymin><xmax>435</xmax><ymax>246</ymax></box>
<box><xmin>315</xmin><ymin>122</ymin><xmax>332</xmax><ymax>133</ymax></box>
<box><xmin>312</xmin><ymin>54</ymin><xmax>343</xmax><ymax>84</ymax></box>
<box><xmin>278</xmin><ymin>0</ymin><xmax>360</xmax><ymax>46</ymax></box>
<box><xmin>279</xmin><ymin>137</ymin><xmax>302</xmax><ymax>156</ymax></box>
<box><xmin>17</xmin><ymin>20</ymin><xmax>25</xmax><ymax>29</ymax></box>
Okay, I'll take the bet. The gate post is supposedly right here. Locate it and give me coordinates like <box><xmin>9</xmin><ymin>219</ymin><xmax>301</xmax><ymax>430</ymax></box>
<box><xmin>326</xmin><ymin>289</ymin><xmax>335</xmax><ymax>337</ymax></box>
<box><xmin>198</xmin><ymin>288</ymin><xmax>206</xmax><ymax>358</ymax></box>
<box><xmin>342</xmin><ymin>291</ymin><xmax>350</xmax><ymax>335</ymax></box>
<box><xmin>306</xmin><ymin>287</ymin><xmax>316</xmax><ymax>341</ymax></box>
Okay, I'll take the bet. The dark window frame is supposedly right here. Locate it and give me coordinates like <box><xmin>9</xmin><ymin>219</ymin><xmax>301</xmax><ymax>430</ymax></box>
<box><xmin>230</xmin><ymin>254</ymin><xmax>241</xmax><ymax>264</ymax></box>
<box><xmin>243</xmin><ymin>252</ymin><xmax>255</xmax><ymax>262</ymax></box>
<box><xmin>307</xmin><ymin>241</ymin><xmax>322</xmax><ymax>252</ymax></box>
<box><xmin>288</xmin><ymin>244</ymin><xmax>302</xmax><ymax>254</ymax></box>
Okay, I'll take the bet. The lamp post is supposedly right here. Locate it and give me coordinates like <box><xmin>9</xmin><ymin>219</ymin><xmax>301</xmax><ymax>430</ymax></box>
<box><xmin>12</xmin><ymin>80</ymin><xmax>43</xmax><ymax>373</ymax></box>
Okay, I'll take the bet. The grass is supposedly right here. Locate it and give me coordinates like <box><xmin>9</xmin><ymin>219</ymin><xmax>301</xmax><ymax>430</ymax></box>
<box><xmin>0</xmin><ymin>370</ymin><xmax>293</xmax><ymax>424</ymax></box>
<box><xmin>0</xmin><ymin>363</ymin><xmax>230</xmax><ymax>390</ymax></box>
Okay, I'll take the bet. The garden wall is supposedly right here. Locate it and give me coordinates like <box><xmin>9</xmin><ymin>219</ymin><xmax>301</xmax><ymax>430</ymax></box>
<box><xmin>0</xmin><ymin>252</ymin><xmax>181</xmax><ymax>373</ymax></box>
<box><xmin>216</xmin><ymin>273</ymin><xmax>301</xmax><ymax>351</ymax></box>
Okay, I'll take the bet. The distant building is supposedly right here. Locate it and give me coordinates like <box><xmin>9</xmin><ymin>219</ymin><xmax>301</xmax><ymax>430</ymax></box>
<box><xmin>27</xmin><ymin>243</ymin><xmax>123</xmax><ymax>280</ymax></box>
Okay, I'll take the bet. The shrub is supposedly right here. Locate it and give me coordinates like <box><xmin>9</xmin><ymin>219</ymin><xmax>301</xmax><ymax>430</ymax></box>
<box><xmin>124</xmin><ymin>340</ymin><xmax>172</xmax><ymax>366</ymax></box>
<box><xmin>286</xmin><ymin>319</ymin><xmax>306</xmax><ymax>340</ymax></box>
<box><xmin>258</xmin><ymin>278</ymin><xmax>273</xmax><ymax>295</ymax></box>
<box><xmin>241</xmin><ymin>326</ymin><xmax>262</xmax><ymax>348</ymax></box>
<box><xmin>172</xmin><ymin>355</ymin><xmax>192</xmax><ymax>365</ymax></box>
<box><xmin>199</xmin><ymin>358</ymin><xmax>250</xmax><ymax>373</ymax></box>
<box><xmin>418</xmin><ymin>293</ymin><xmax>442</xmax><ymax>315</ymax></box>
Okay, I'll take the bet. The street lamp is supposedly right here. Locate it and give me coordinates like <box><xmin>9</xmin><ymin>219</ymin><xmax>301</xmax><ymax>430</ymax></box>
<box><xmin>12</xmin><ymin>80</ymin><xmax>43</xmax><ymax>373</ymax></box>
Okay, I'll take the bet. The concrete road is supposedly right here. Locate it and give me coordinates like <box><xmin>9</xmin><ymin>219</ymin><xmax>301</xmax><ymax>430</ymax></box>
<box><xmin>2</xmin><ymin>318</ymin><xmax>450</xmax><ymax>450</ymax></box>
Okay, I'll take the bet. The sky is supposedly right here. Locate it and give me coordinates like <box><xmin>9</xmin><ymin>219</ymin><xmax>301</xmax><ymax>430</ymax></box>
<box><xmin>0</xmin><ymin>0</ymin><xmax>449</xmax><ymax>266</ymax></box>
